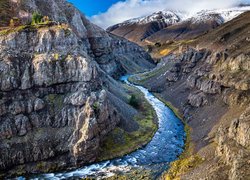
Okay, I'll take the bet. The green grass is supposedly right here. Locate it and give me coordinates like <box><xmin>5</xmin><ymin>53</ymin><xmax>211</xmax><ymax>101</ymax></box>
<box><xmin>153</xmin><ymin>93</ymin><xmax>183</xmax><ymax>120</ymax></box>
<box><xmin>0</xmin><ymin>22</ymin><xmax>66</xmax><ymax>36</ymax></box>
<box><xmin>104</xmin><ymin>169</ymin><xmax>153</xmax><ymax>180</ymax></box>
<box><xmin>163</xmin><ymin>140</ymin><xmax>203</xmax><ymax>180</ymax></box>
<box><xmin>0</xmin><ymin>24</ymin><xmax>39</xmax><ymax>36</ymax></box>
<box><xmin>0</xmin><ymin>25</ymin><xmax>28</xmax><ymax>35</ymax></box>
<box><xmin>46</xmin><ymin>94</ymin><xmax>65</xmax><ymax>113</ymax></box>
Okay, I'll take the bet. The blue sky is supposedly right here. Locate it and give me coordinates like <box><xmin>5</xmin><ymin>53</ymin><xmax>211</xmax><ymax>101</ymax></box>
<box><xmin>67</xmin><ymin>0</ymin><xmax>122</xmax><ymax>16</ymax></box>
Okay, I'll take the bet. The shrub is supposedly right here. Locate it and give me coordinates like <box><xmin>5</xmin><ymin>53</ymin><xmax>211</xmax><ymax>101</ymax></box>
<box><xmin>9</xmin><ymin>19</ymin><xmax>14</xmax><ymax>27</ymax></box>
<box><xmin>155</xmin><ymin>42</ymin><xmax>161</xmax><ymax>47</ymax></box>
<box><xmin>93</xmin><ymin>102</ymin><xmax>99</xmax><ymax>113</ymax></box>
<box><xmin>9</xmin><ymin>18</ymin><xmax>20</xmax><ymax>27</ymax></box>
<box><xmin>54</xmin><ymin>53</ymin><xmax>59</xmax><ymax>60</ymax></box>
<box><xmin>146</xmin><ymin>45</ymin><xmax>153</xmax><ymax>53</ymax></box>
<box><xmin>129</xmin><ymin>94</ymin><xmax>140</xmax><ymax>108</ymax></box>
<box><xmin>42</xmin><ymin>16</ymin><xmax>50</xmax><ymax>23</ymax></box>
<box><xmin>31</xmin><ymin>12</ymin><xmax>43</xmax><ymax>25</ymax></box>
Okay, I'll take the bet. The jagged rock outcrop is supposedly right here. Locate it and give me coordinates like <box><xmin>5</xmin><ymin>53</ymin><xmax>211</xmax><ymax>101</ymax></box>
<box><xmin>188</xmin><ymin>91</ymin><xmax>208</xmax><ymax>107</ymax></box>
<box><xmin>216</xmin><ymin>107</ymin><xmax>250</xmax><ymax>180</ymax></box>
<box><xmin>0</xmin><ymin>0</ymin><xmax>154</xmax><ymax>177</ymax></box>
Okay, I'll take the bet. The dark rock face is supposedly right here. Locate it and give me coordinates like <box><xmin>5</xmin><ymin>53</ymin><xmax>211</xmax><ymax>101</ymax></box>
<box><xmin>0</xmin><ymin>0</ymin><xmax>154</xmax><ymax>176</ymax></box>
<box><xmin>162</xmin><ymin>48</ymin><xmax>209</xmax><ymax>85</ymax></box>
<box><xmin>188</xmin><ymin>91</ymin><xmax>208</xmax><ymax>107</ymax></box>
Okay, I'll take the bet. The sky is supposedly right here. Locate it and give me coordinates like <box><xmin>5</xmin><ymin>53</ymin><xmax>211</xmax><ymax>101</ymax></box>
<box><xmin>68</xmin><ymin>0</ymin><xmax>250</xmax><ymax>29</ymax></box>
<box><xmin>67</xmin><ymin>0</ymin><xmax>122</xmax><ymax>16</ymax></box>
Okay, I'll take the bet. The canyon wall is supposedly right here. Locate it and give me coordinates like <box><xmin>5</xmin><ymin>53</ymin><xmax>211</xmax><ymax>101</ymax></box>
<box><xmin>0</xmin><ymin>0</ymin><xmax>154</xmax><ymax>176</ymax></box>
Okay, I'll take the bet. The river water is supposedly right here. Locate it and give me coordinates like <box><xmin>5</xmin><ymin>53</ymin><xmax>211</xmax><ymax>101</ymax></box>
<box><xmin>20</xmin><ymin>75</ymin><xmax>185</xmax><ymax>179</ymax></box>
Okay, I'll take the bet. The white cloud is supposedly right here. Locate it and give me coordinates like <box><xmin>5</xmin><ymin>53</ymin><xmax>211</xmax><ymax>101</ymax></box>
<box><xmin>89</xmin><ymin>0</ymin><xmax>244</xmax><ymax>29</ymax></box>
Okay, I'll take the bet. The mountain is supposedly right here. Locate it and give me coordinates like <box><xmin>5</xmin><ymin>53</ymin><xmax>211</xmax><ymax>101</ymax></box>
<box><xmin>107</xmin><ymin>11</ymin><xmax>182</xmax><ymax>45</ymax></box>
<box><xmin>130</xmin><ymin>11</ymin><xmax>250</xmax><ymax>180</ymax></box>
<box><xmin>147</xmin><ymin>6</ymin><xmax>250</xmax><ymax>44</ymax></box>
<box><xmin>108</xmin><ymin>6</ymin><xmax>250</xmax><ymax>46</ymax></box>
<box><xmin>0</xmin><ymin>0</ymin><xmax>155</xmax><ymax>177</ymax></box>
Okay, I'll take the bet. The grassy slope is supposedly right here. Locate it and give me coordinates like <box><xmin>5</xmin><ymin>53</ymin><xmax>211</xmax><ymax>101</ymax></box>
<box><xmin>194</xmin><ymin>11</ymin><xmax>250</xmax><ymax>56</ymax></box>
<box><xmin>0</xmin><ymin>23</ymin><xmax>70</xmax><ymax>37</ymax></box>
<box><xmin>147</xmin><ymin>39</ymin><xmax>195</xmax><ymax>59</ymax></box>
<box><xmin>98</xmin><ymin>84</ymin><xmax>158</xmax><ymax>161</ymax></box>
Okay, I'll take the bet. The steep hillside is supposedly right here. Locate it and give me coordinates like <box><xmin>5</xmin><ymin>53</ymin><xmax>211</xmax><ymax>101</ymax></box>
<box><xmin>0</xmin><ymin>0</ymin><xmax>155</xmax><ymax>177</ymax></box>
<box><xmin>107</xmin><ymin>11</ymin><xmax>181</xmax><ymax>45</ymax></box>
<box><xmin>130</xmin><ymin>11</ymin><xmax>250</xmax><ymax>180</ymax></box>
<box><xmin>145</xmin><ymin>14</ymin><xmax>222</xmax><ymax>44</ymax></box>
<box><xmin>196</xmin><ymin>11</ymin><xmax>250</xmax><ymax>56</ymax></box>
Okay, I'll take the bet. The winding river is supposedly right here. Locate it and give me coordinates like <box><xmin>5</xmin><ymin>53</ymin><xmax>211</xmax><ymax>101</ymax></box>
<box><xmin>21</xmin><ymin>75</ymin><xmax>185</xmax><ymax>179</ymax></box>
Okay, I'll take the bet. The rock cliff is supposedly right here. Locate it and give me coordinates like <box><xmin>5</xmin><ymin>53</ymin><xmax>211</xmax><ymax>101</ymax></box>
<box><xmin>0</xmin><ymin>0</ymin><xmax>154</xmax><ymax>177</ymax></box>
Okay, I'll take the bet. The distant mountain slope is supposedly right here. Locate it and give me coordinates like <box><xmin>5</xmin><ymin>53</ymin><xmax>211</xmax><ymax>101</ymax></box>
<box><xmin>196</xmin><ymin>10</ymin><xmax>250</xmax><ymax>56</ymax></box>
<box><xmin>146</xmin><ymin>6</ymin><xmax>250</xmax><ymax>44</ymax></box>
<box><xmin>107</xmin><ymin>11</ymin><xmax>182</xmax><ymax>45</ymax></box>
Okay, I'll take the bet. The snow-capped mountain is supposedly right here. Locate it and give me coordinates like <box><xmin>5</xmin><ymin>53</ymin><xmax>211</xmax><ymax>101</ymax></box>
<box><xmin>107</xmin><ymin>6</ymin><xmax>250</xmax><ymax>45</ymax></box>
<box><xmin>188</xmin><ymin>6</ymin><xmax>250</xmax><ymax>24</ymax></box>
<box><xmin>107</xmin><ymin>10</ymin><xmax>181</xmax><ymax>33</ymax></box>
<box><xmin>107</xmin><ymin>10</ymin><xmax>183</xmax><ymax>44</ymax></box>
<box><xmin>122</xmin><ymin>11</ymin><xmax>181</xmax><ymax>26</ymax></box>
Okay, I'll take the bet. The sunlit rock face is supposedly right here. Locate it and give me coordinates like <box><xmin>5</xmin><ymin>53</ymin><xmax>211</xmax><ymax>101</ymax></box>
<box><xmin>0</xmin><ymin>0</ymin><xmax>154</xmax><ymax>176</ymax></box>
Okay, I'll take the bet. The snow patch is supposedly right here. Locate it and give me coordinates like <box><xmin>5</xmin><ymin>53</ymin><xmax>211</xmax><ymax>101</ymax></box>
<box><xmin>187</xmin><ymin>6</ymin><xmax>250</xmax><ymax>24</ymax></box>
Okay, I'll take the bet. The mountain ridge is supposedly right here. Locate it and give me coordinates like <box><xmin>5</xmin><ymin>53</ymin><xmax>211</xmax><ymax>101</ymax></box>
<box><xmin>106</xmin><ymin>10</ymin><xmax>183</xmax><ymax>44</ymax></box>
<box><xmin>108</xmin><ymin>6</ymin><xmax>250</xmax><ymax>45</ymax></box>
